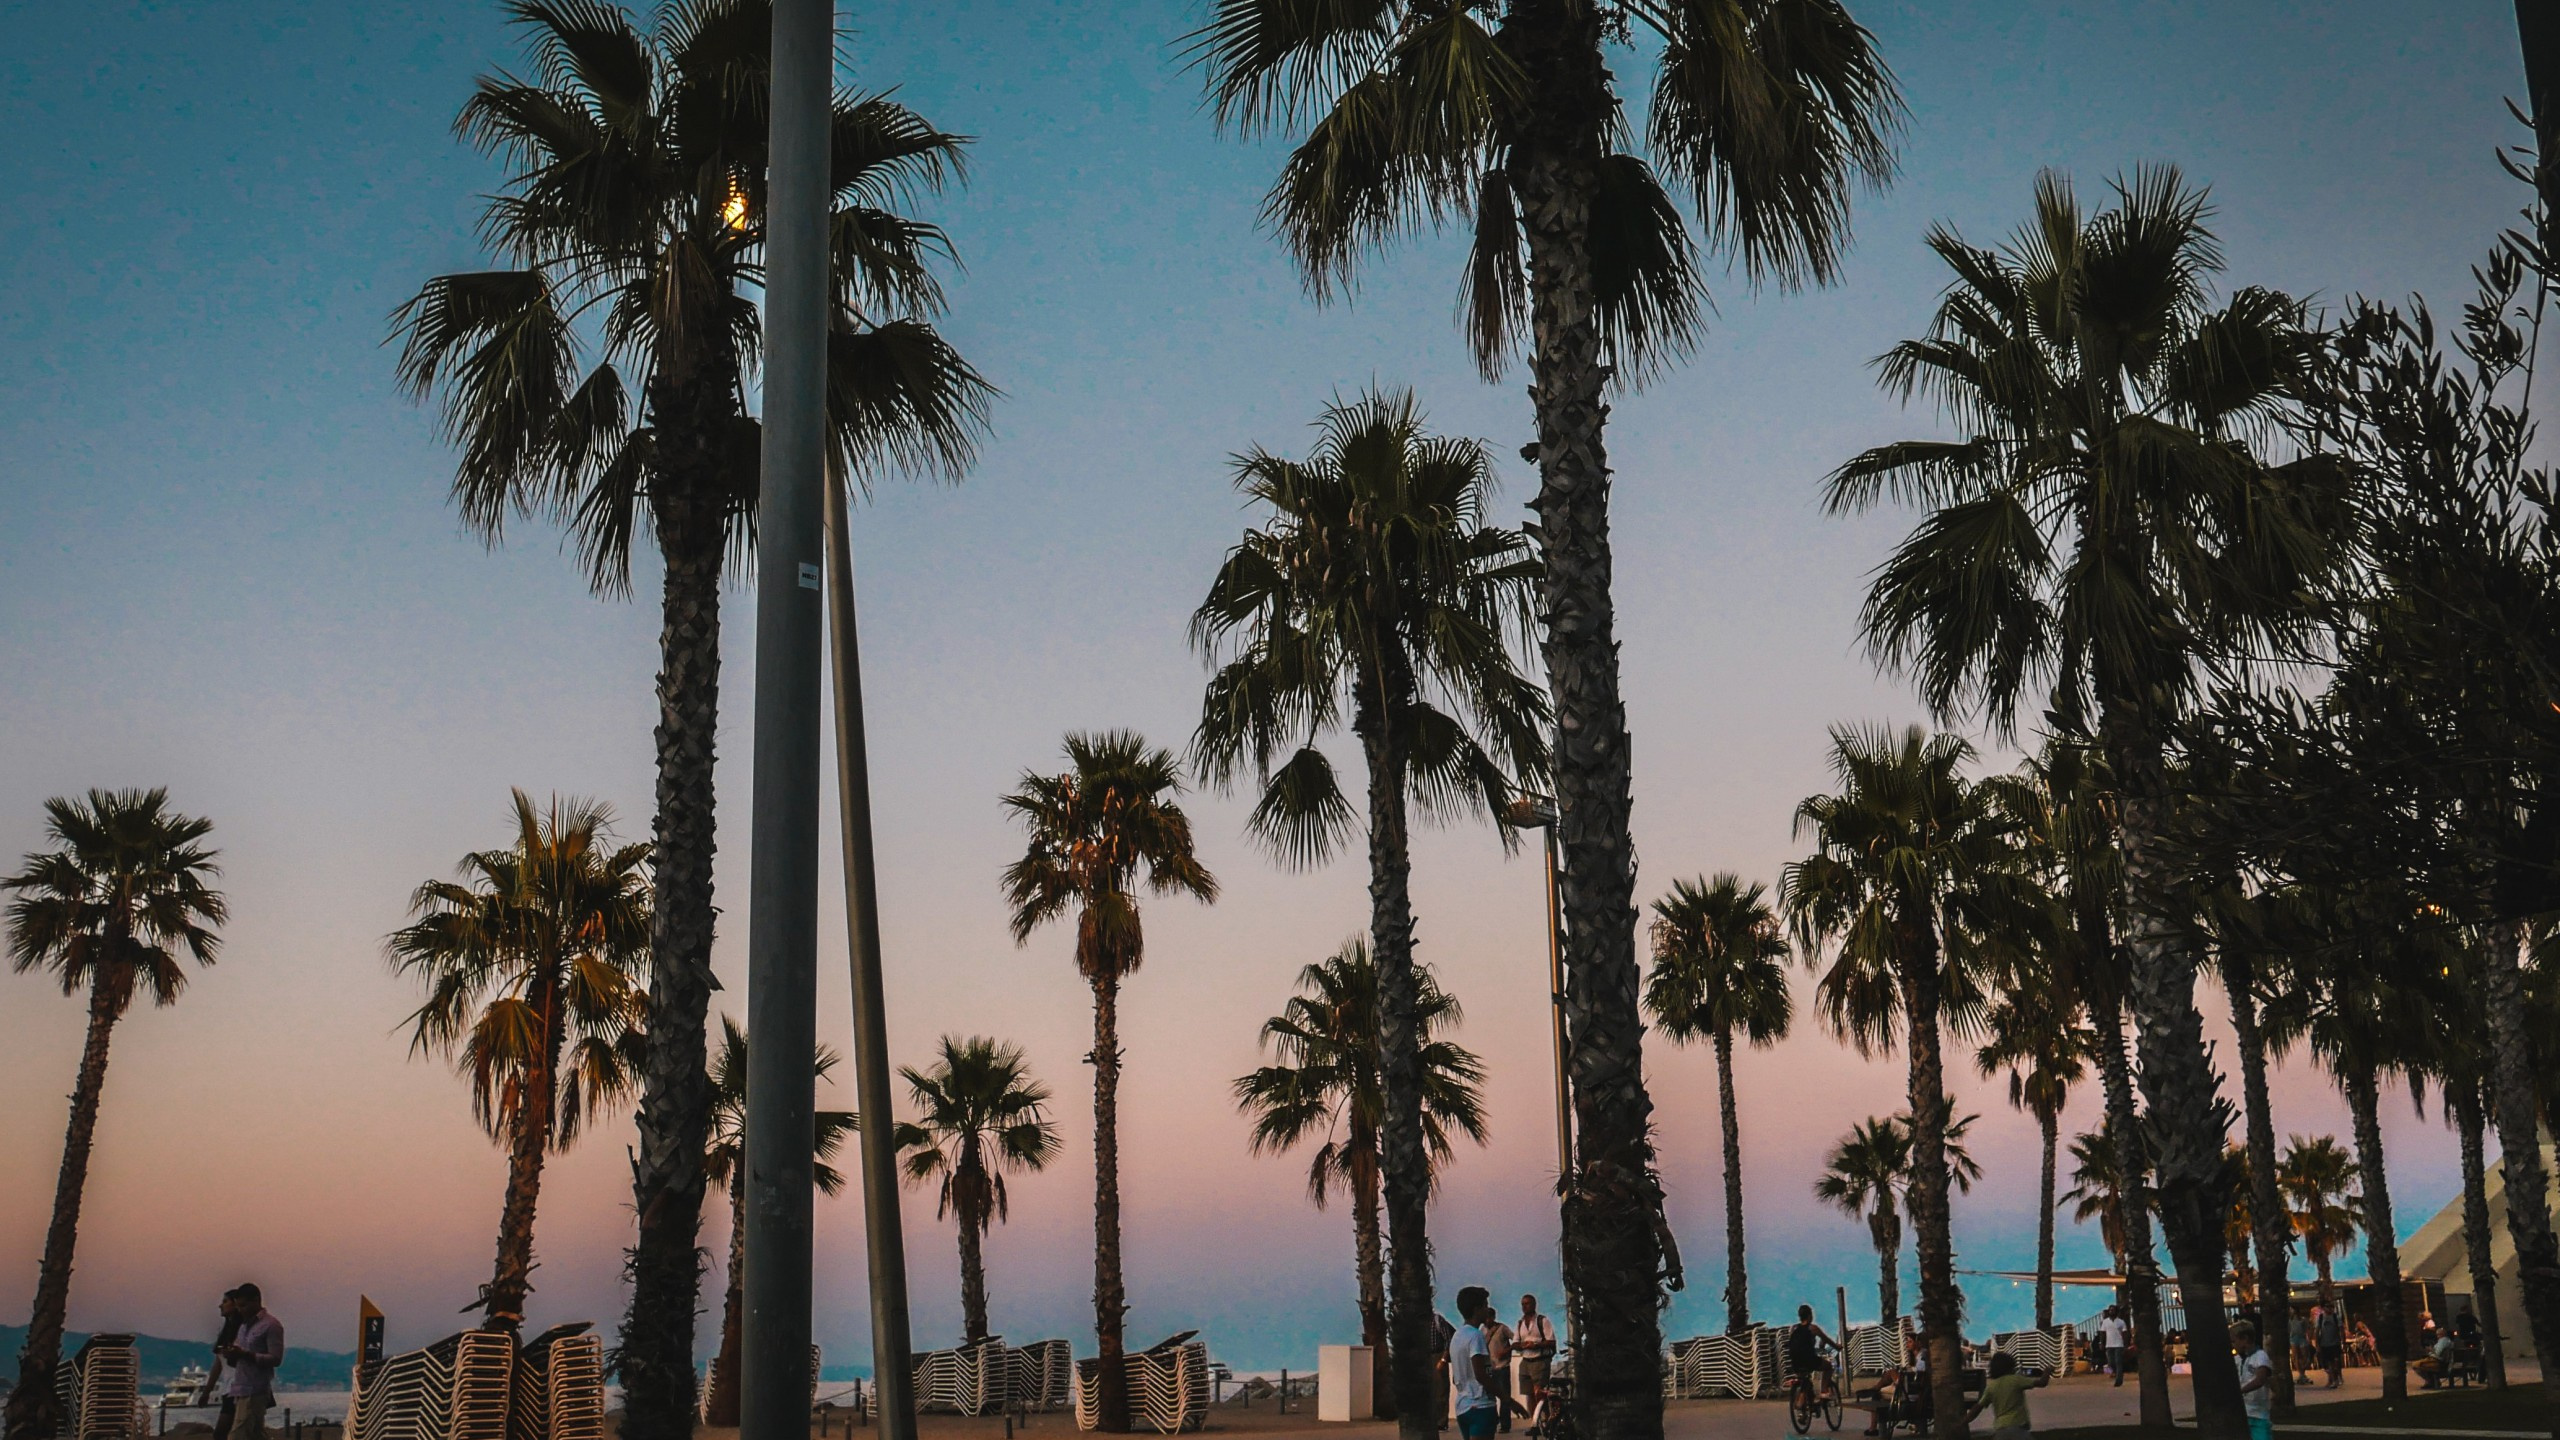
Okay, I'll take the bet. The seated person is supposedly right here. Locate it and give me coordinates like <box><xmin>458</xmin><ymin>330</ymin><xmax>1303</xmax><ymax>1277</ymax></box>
<box><xmin>2417</xmin><ymin>1327</ymin><xmax>2457</xmax><ymax>1388</ymax></box>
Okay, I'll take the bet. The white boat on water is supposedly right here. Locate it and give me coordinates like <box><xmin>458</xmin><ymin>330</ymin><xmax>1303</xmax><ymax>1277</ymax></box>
<box><xmin>162</xmin><ymin>1366</ymin><xmax>210</xmax><ymax>1407</ymax></box>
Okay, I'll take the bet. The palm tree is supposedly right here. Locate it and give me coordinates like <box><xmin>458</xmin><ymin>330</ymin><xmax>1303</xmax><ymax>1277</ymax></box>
<box><xmin>896</xmin><ymin>1036</ymin><xmax>1064</xmax><ymax>1346</ymax></box>
<box><xmin>1823</xmin><ymin>167</ymin><xmax>2348</xmax><ymax>1440</ymax></box>
<box><xmin>1234</xmin><ymin>940</ymin><xmax>1488</xmax><ymax>1417</ymax></box>
<box><xmin>1817</xmin><ymin>1117</ymin><xmax>1911</xmax><ymax>1330</ymax></box>
<box><xmin>2197</xmin><ymin>883</ymin><xmax>2301</xmax><ymax>1412</ymax></box>
<box><xmin>1190</xmin><ymin>15</ymin><xmax>1903</xmax><ymax>1434</ymax></box>
<box><xmin>1001</xmin><ymin>732</ymin><xmax>1219</xmax><ymax>1432</ymax></box>
<box><xmin>701</xmin><ymin>1018</ymin><xmax>856</xmax><ymax>1427</ymax></box>
<box><xmin>1974</xmin><ymin>983</ymin><xmax>2089</xmax><ymax>1329</ymax></box>
<box><xmin>391</xmin><ymin>7</ymin><xmax>991</xmax><ymax>1425</ymax></box>
<box><xmin>386</xmin><ymin>790</ymin><xmax>652</xmax><ymax>1330</ymax></box>
<box><xmin>2063</xmin><ymin>1125</ymin><xmax>2133</xmax><ymax>1267</ymax></box>
<box><xmin>1189</xmin><ymin>389</ymin><xmax>1544</xmax><ymax>1438</ymax></box>
<box><xmin>3</xmin><ymin>789</ymin><xmax>225</xmax><ymax>1440</ymax></box>
<box><xmin>2277</xmin><ymin>1136</ymin><xmax>2361</xmax><ymax>1314</ymax></box>
<box><xmin>1784</xmin><ymin>725</ymin><xmax>2029</xmax><ymax>1435</ymax></box>
<box><xmin>1645</xmin><ymin>874</ymin><xmax>1792</xmax><ymax>1334</ymax></box>
<box><xmin>2291</xmin><ymin>961</ymin><xmax>2420</xmax><ymax>1399</ymax></box>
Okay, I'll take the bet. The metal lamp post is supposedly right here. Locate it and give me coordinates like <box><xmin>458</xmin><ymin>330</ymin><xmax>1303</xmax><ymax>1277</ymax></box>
<box><xmin>1502</xmin><ymin>795</ymin><xmax>1578</xmax><ymax>1355</ymax></box>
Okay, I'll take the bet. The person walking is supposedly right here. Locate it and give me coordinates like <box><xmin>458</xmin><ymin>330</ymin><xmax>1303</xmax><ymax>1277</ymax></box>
<box><xmin>2316</xmin><ymin>1303</ymin><xmax>2344</xmax><ymax>1389</ymax></box>
<box><xmin>1964</xmin><ymin>1353</ymin><xmax>2047</xmax><ymax>1440</ymax></box>
<box><xmin>206</xmin><ymin>1289</ymin><xmax>245</xmax><ymax>1440</ymax></box>
<box><xmin>218</xmin><ymin>1284</ymin><xmax>282</xmax><ymax>1440</ymax></box>
<box><xmin>1482</xmin><ymin>1305</ymin><xmax>1517</xmax><ymax>1432</ymax></box>
<box><xmin>1448</xmin><ymin>1288</ymin><xmax>1502</xmax><ymax>1440</ymax></box>
<box><xmin>2098</xmin><ymin>1307</ymin><xmax>2128</xmax><ymax>1387</ymax></box>
<box><xmin>1514</xmin><ymin>1295</ymin><xmax>1555</xmax><ymax>1403</ymax></box>
<box><xmin>2289</xmin><ymin>1308</ymin><xmax>2310</xmax><ymax>1385</ymax></box>
<box><xmin>2234</xmin><ymin>1321</ymin><xmax>2276</xmax><ymax>1440</ymax></box>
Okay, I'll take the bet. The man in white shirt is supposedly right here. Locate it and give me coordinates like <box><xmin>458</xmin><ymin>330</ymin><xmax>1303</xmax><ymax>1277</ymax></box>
<box><xmin>1448</xmin><ymin>1287</ymin><xmax>1500</xmax><ymax>1440</ymax></box>
<box><xmin>2233</xmin><ymin>1320</ymin><xmax>2275</xmax><ymax>1440</ymax></box>
<box><xmin>1514</xmin><ymin>1296</ymin><xmax>1556</xmax><ymax>1428</ymax></box>
<box><xmin>2097</xmin><ymin>1308</ymin><xmax>2128</xmax><ymax>1387</ymax></box>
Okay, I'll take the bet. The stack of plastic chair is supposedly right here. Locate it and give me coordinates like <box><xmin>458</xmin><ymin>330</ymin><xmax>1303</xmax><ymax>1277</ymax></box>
<box><xmin>351</xmin><ymin>1330</ymin><xmax>515</xmax><ymax>1440</ymax></box>
<box><xmin>1844</xmin><ymin>1319</ymin><xmax>1915</xmax><ymax>1378</ymax></box>
<box><xmin>1011</xmin><ymin>1339</ymin><xmax>1072</xmax><ymax>1412</ymax></box>
<box><xmin>1074</xmin><ymin>1342</ymin><xmax>1208</xmax><ymax>1433</ymax></box>
<box><xmin>55</xmin><ymin>1334</ymin><xmax>141</xmax><ymax>1440</ymax></box>
<box><xmin>1662</xmin><ymin>1337</ymin><xmax>1712</xmax><ymax>1399</ymax></box>
<box><xmin>1986</xmin><ymin>1328</ymin><xmax>2065</xmax><ymax>1375</ymax></box>
<box><xmin>510</xmin><ymin>1325</ymin><xmax>605</xmax><ymax>1440</ymax></box>
<box><xmin>913</xmin><ymin>1349</ymin><xmax>964</xmax><ymax>1414</ymax></box>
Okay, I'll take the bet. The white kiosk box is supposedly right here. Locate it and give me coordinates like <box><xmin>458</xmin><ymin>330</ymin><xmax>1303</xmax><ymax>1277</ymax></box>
<box><xmin>1317</xmin><ymin>1345</ymin><xmax>1375</xmax><ymax>1422</ymax></box>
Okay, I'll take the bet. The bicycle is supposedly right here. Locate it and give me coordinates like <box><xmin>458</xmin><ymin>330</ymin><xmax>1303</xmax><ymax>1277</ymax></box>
<box><xmin>1527</xmin><ymin>1374</ymin><xmax>1577</xmax><ymax>1440</ymax></box>
<box><xmin>1787</xmin><ymin>1370</ymin><xmax>1843</xmax><ymax>1435</ymax></box>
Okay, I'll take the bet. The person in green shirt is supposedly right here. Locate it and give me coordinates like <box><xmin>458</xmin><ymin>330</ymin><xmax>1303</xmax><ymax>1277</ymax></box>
<box><xmin>1966</xmin><ymin>1352</ymin><xmax>2048</xmax><ymax>1440</ymax></box>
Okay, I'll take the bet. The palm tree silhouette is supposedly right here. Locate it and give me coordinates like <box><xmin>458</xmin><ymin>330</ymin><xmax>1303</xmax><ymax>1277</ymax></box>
<box><xmin>895</xmin><ymin>1036</ymin><xmax>1063</xmax><ymax>1345</ymax></box>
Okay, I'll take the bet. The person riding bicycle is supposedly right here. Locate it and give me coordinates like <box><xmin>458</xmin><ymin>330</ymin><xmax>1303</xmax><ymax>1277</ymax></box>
<box><xmin>1787</xmin><ymin>1305</ymin><xmax>1842</xmax><ymax>1402</ymax></box>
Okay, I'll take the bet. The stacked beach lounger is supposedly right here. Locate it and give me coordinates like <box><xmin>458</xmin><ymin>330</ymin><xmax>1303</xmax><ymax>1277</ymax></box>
<box><xmin>352</xmin><ymin>1327</ymin><xmax>602</xmax><ymax>1440</ymax></box>
<box><xmin>56</xmin><ymin>1334</ymin><xmax>142</xmax><ymax>1440</ymax></box>
<box><xmin>1659</xmin><ymin>1328</ymin><xmax>1782</xmax><ymax>1399</ymax></box>
<box><xmin>1074</xmin><ymin>1341</ymin><xmax>1207</xmax><ymax>1434</ymax></box>
<box><xmin>1011</xmin><ymin>1339</ymin><xmax>1073</xmax><ymax>1413</ymax></box>
<box><xmin>1844</xmin><ymin>1319</ymin><xmax>1917</xmax><ymax>1377</ymax></box>
<box><xmin>1985</xmin><ymin>1328</ymin><xmax>2068</xmax><ymax>1375</ymax></box>
<box><xmin>912</xmin><ymin>1339</ymin><xmax>1074</xmax><ymax>1417</ymax></box>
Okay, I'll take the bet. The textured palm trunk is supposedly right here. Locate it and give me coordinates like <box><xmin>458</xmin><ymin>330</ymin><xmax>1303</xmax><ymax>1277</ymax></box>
<box><xmin>621</xmin><ymin>407</ymin><xmax>731</xmax><ymax>1440</ymax></box>
<box><xmin>3</xmin><ymin>980</ymin><xmax>123</xmax><ymax>1440</ymax></box>
<box><xmin>1352</xmin><ymin>1135</ymin><xmax>1392</xmax><ymax>1421</ymax></box>
<box><xmin>959</xmin><ymin>1204</ymin><xmax>990</xmax><ymax>1346</ymax></box>
<box><xmin>484</xmin><ymin>973</ymin><xmax>564</xmax><ymax>1331</ymax></box>
<box><xmin>2453</xmin><ymin>1082</ymin><xmax>2509</xmax><ymax>1389</ymax></box>
<box><xmin>2221</xmin><ymin>953</ymin><xmax>2294</xmax><ymax>1412</ymax></box>
<box><xmin>2104</xmin><ymin>720</ymin><xmax>2245</xmax><ymax>1440</ymax></box>
<box><xmin>2035</xmin><ymin>1109</ymin><xmax>2058</xmax><ymax>1332</ymax></box>
<box><xmin>2088</xmin><ymin>979</ymin><xmax>2170</xmax><ymax>1425</ymax></box>
<box><xmin>705</xmin><ymin>1185</ymin><xmax>748</xmax><ymax>1428</ymax></box>
<box><xmin>1092</xmin><ymin>973</ymin><xmax>1131</xmax><ymax>1433</ymax></box>
<box><xmin>1507</xmin><ymin>8</ymin><xmax>1666</xmax><ymax>1435</ymax></box>
<box><xmin>2342</xmin><ymin>1069</ymin><xmax>2407</xmax><ymax>1400</ymax></box>
<box><xmin>1899</xmin><ymin>928</ymin><xmax>1965</xmax><ymax>1439</ymax></box>
<box><xmin>1874</xmin><ymin>1209</ymin><xmax>1901</xmax><ymax>1329</ymax></box>
<box><xmin>1355</xmin><ymin>631</ymin><xmax>1435</xmax><ymax>1440</ymax></box>
<box><xmin>2477</xmin><ymin>921</ymin><xmax>2560</xmax><ymax>1430</ymax></box>
<box><xmin>1713</xmin><ymin>1030</ymin><xmax>1749</xmax><ymax>1335</ymax></box>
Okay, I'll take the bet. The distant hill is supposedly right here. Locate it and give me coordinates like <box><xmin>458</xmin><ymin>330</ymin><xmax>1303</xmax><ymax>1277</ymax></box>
<box><xmin>0</xmin><ymin>1326</ymin><xmax>357</xmax><ymax>1392</ymax></box>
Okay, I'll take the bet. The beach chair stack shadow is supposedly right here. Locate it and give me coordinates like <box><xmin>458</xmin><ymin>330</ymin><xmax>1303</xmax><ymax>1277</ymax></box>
<box><xmin>350</xmin><ymin>1327</ymin><xmax>599</xmax><ymax>1440</ymax></box>
<box><xmin>1072</xmin><ymin>1339</ymin><xmax>1207</xmax><ymax>1434</ymax></box>
<box><xmin>55</xmin><ymin>1333</ymin><xmax>142</xmax><ymax>1440</ymax></box>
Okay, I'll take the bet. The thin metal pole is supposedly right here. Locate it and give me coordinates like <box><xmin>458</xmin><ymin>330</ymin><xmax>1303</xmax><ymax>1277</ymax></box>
<box><xmin>741</xmin><ymin>0</ymin><xmax>830</xmax><ymax>1438</ymax></box>
<box><xmin>825</xmin><ymin>475</ymin><xmax>919</xmax><ymax>1440</ymax></box>
<box><xmin>1543</xmin><ymin>826</ymin><xmax>1578</xmax><ymax>1356</ymax></box>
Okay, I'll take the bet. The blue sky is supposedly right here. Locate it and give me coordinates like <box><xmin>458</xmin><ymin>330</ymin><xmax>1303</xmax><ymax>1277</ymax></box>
<box><xmin>0</xmin><ymin>0</ymin><xmax>2524</xmax><ymax>1372</ymax></box>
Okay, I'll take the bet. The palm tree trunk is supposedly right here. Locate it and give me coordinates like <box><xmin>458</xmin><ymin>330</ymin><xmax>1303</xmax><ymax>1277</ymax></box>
<box><xmin>2035</xmin><ymin>1109</ymin><xmax>2058</xmax><ymax>1332</ymax></box>
<box><xmin>959</xmin><ymin>1210</ymin><xmax>990</xmax><ymax>1346</ymax></box>
<box><xmin>705</xmin><ymin>1183</ymin><xmax>748</xmax><ymax>1428</ymax></box>
<box><xmin>2089</xmin><ymin>980</ymin><xmax>2171</xmax><ymax>1427</ymax></box>
<box><xmin>2221</xmin><ymin>953</ymin><xmax>2294</xmax><ymax>1412</ymax></box>
<box><xmin>1899</xmin><ymin>933</ymin><xmax>1965</xmax><ymax>1439</ymax></box>
<box><xmin>2104</xmin><ymin>724</ymin><xmax>2245</xmax><ymax>1440</ymax></box>
<box><xmin>2342</xmin><ymin>1068</ymin><xmax>2407</xmax><ymax>1400</ymax></box>
<box><xmin>483</xmin><ymin>976</ymin><xmax>563</xmax><ymax>1331</ymax></box>
<box><xmin>3</xmin><ymin>981</ymin><xmax>122</xmax><ymax>1440</ymax></box>
<box><xmin>1353</xmin><ymin>1138</ymin><xmax>1392</xmax><ymax>1422</ymax></box>
<box><xmin>2478</xmin><ymin>920</ymin><xmax>2560</xmax><ymax>1428</ymax></box>
<box><xmin>1355</xmin><ymin>643</ymin><xmax>1436</xmax><ymax>1440</ymax></box>
<box><xmin>621</xmin><ymin>476</ymin><xmax>728</xmax><ymax>1440</ymax></box>
<box><xmin>1876</xmin><ymin>1209</ymin><xmax>1902</xmax><ymax>1329</ymax></box>
<box><xmin>1506</xmin><ymin>8</ymin><xmax>1664</xmax><ymax>1439</ymax></box>
<box><xmin>2453</xmin><ymin>1081</ymin><xmax>2508</xmax><ymax>1389</ymax></box>
<box><xmin>1714</xmin><ymin>1030</ymin><xmax>1749</xmax><ymax>1335</ymax></box>
<box><xmin>1092</xmin><ymin>973</ymin><xmax>1131</xmax><ymax>1433</ymax></box>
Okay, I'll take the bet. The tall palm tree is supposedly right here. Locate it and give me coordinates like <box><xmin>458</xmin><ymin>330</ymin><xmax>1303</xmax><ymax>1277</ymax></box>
<box><xmin>1001</xmin><ymin>732</ymin><xmax>1219</xmax><ymax>1432</ymax></box>
<box><xmin>1189</xmin><ymin>388</ymin><xmax>1544</xmax><ymax>1439</ymax></box>
<box><xmin>896</xmin><ymin>1036</ymin><xmax>1064</xmax><ymax>1346</ymax></box>
<box><xmin>1816</xmin><ymin>1117</ymin><xmax>1911</xmax><ymax>1330</ymax></box>
<box><xmin>701</xmin><ymin>1018</ymin><xmax>856</xmax><ymax>1427</ymax></box>
<box><xmin>391</xmin><ymin>7</ymin><xmax>991</xmax><ymax>1426</ymax></box>
<box><xmin>386</xmin><ymin>790</ymin><xmax>652</xmax><ymax>1330</ymax></box>
<box><xmin>1992</xmin><ymin>741</ymin><xmax>2170</xmax><ymax>1424</ymax></box>
<box><xmin>1190</xmin><ymin>14</ymin><xmax>1902</xmax><ymax>1435</ymax></box>
<box><xmin>2196</xmin><ymin>882</ymin><xmax>2302</xmax><ymax>1412</ymax></box>
<box><xmin>1824</xmin><ymin>167</ymin><xmax>2347</xmax><ymax>1440</ymax></box>
<box><xmin>3</xmin><ymin>789</ymin><xmax>225</xmax><ymax>1440</ymax></box>
<box><xmin>1645</xmin><ymin>874</ymin><xmax>1792</xmax><ymax>1334</ymax></box>
<box><xmin>1784</xmin><ymin>725</ymin><xmax>2029</xmax><ymax>1435</ymax></box>
<box><xmin>1974</xmin><ymin>984</ymin><xmax>2090</xmax><ymax>1329</ymax></box>
<box><xmin>2289</xmin><ymin>960</ymin><xmax>2419</xmax><ymax>1399</ymax></box>
<box><xmin>2277</xmin><ymin>1135</ymin><xmax>2361</xmax><ymax>1314</ymax></box>
<box><xmin>1234</xmin><ymin>940</ymin><xmax>1488</xmax><ymax>1417</ymax></box>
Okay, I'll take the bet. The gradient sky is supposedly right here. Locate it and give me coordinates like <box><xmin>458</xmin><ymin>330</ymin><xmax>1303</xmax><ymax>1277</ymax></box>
<box><xmin>0</xmin><ymin>0</ymin><xmax>2524</xmax><ymax>1375</ymax></box>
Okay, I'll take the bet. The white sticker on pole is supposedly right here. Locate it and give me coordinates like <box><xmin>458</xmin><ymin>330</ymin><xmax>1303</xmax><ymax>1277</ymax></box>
<box><xmin>797</xmin><ymin>562</ymin><xmax>821</xmax><ymax>590</ymax></box>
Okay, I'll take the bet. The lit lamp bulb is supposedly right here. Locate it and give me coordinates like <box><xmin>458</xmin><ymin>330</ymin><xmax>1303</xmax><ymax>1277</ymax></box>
<box><xmin>721</xmin><ymin>180</ymin><xmax>750</xmax><ymax>232</ymax></box>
